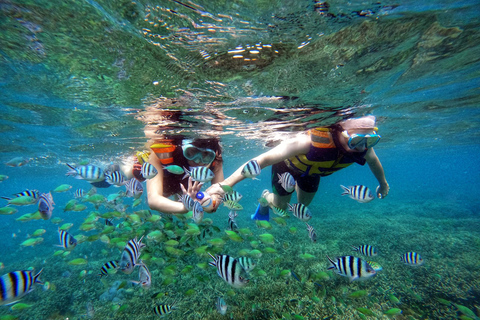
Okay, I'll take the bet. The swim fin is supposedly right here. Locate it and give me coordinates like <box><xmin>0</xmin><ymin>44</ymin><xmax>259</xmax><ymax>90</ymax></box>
<box><xmin>251</xmin><ymin>203</ymin><xmax>270</xmax><ymax>221</ymax></box>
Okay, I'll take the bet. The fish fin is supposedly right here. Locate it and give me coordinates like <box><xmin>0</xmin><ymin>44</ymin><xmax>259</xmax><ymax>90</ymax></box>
<box><xmin>326</xmin><ymin>255</ymin><xmax>336</xmax><ymax>269</ymax></box>
<box><xmin>5</xmin><ymin>299</ymin><xmax>22</xmax><ymax>306</ymax></box>
<box><xmin>34</xmin><ymin>268</ymin><xmax>44</xmax><ymax>285</ymax></box>
<box><xmin>349</xmin><ymin>275</ymin><xmax>359</xmax><ymax>282</ymax></box>
<box><xmin>182</xmin><ymin>167</ymin><xmax>190</xmax><ymax>180</ymax></box>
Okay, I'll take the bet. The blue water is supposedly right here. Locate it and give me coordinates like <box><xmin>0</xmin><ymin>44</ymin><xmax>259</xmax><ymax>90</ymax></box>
<box><xmin>1</xmin><ymin>0</ymin><xmax>480</xmax><ymax>319</ymax></box>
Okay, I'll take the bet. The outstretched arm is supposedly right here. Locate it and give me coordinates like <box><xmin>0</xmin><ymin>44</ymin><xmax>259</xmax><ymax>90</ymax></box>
<box><xmin>365</xmin><ymin>148</ymin><xmax>389</xmax><ymax>198</ymax></box>
<box><xmin>218</xmin><ymin>133</ymin><xmax>311</xmax><ymax>189</ymax></box>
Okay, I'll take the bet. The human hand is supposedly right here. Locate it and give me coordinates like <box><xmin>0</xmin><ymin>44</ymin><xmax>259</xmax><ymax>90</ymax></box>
<box><xmin>376</xmin><ymin>183</ymin><xmax>389</xmax><ymax>199</ymax></box>
<box><xmin>180</xmin><ymin>177</ymin><xmax>204</xmax><ymax>200</ymax></box>
<box><xmin>205</xmin><ymin>183</ymin><xmax>226</xmax><ymax>199</ymax></box>
<box><xmin>201</xmin><ymin>193</ymin><xmax>222</xmax><ymax>213</ymax></box>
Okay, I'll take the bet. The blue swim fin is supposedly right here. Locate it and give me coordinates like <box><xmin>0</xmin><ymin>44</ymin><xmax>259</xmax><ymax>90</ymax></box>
<box><xmin>251</xmin><ymin>203</ymin><xmax>270</xmax><ymax>221</ymax></box>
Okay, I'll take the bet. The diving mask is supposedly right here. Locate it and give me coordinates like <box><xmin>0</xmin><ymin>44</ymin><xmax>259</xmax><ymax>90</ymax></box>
<box><xmin>182</xmin><ymin>143</ymin><xmax>216</xmax><ymax>165</ymax></box>
<box><xmin>342</xmin><ymin>129</ymin><xmax>381</xmax><ymax>149</ymax></box>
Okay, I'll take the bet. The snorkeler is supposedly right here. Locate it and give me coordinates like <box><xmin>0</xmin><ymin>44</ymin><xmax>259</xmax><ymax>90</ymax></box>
<box><xmin>207</xmin><ymin>115</ymin><xmax>389</xmax><ymax>220</ymax></box>
<box><xmin>143</xmin><ymin>137</ymin><xmax>225</xmax><ymax>214</ymax></box>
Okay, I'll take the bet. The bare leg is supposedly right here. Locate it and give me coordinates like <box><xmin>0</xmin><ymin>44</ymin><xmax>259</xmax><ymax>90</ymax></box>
<box><xmin>296</xmin><ymin>184</ymin><xmax>316</xmax><ymax>206</ymax></box>
<box><xmin>265</xmin><ymin>192</ymin><xmax>291</xmax><ymax>210</ymax></box>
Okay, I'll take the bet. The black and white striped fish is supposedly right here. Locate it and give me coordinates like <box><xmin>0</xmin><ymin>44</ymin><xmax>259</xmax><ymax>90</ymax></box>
<box><xmin>241</xmin><ymin>160</ymin><xmax>261</xmax><ymax>179</ymax></box>
<box><xmin>237</xmin><ymin>257</ymin><xmax>256</xmax><ymax>272</ymax></box>
<box><xmin>57</xmin><ymin>229</ymin><xmax>77</xmax><ymax>251</ymax></box>
<box><xmin>277</xmin><ymin>172</ymin><xmax>296</xmax><ymax>193</ymax></box>
<box><xmin>192</xmin><ymin>201</ymin><xmax>204</xmax><ymax>224</ymax></box>
<box><xmin>228</xmin><ymin>211</ymin><xmax>238</xmax><ymax>231</ymax></box>
<box><xmin>180</xmin><ymin>194</ymin><xmax>195</xmax><ymax>211</ymax></box>
<box><xmin>1</xmin><ymin>189</ymin><xmax>39</xmax><ymax>201</ymax></box>
<box><xmin>327</xmin><ymin>255</ymin><xmax>376</xmax><ymax>281</ymax></box>
<box><xmin>98</xmin><ymin>260</ymin><xmax>119</xmax><ymax>277</ymax></box>
<box><xmin>208</xmin><ymin>253</ymin><xmax>249</xmax><ymax>288</ymax></box>
<box><xmin>119</xmin><ymin>236</ymin><xmax>145</xmax><ymax>274</ymax></box>
<box><xmin>287</xmin><ymin>203</ymin><xmax>312</xmax><ymax>221</ymax></box>
<box><xmin>401</xmin><ymin>252</ymin><xmax>424</xmax><ymax>266</ymax></box>
<box><xmin>38</xmin><ymin>192</ymin><xmax>54</xmax><ymax>220</ymax></box>
<box><xmin>0</xmin><ymin>269</ymin><xmax>43</xmax><ymax>305</ymax></box>
<box><xmin>183</xmin><ymin>166</ymin><xmax>214</xmax><ymax>182</ymax></box>
<box><xmin>125</xmin><ymin>178</ymin><xmax>143</xmax><ymax>199</ymax></box>
<box><xmin>105</xmin><ymin>218</ymin><xmax>114</xmax><ymax>226</ymax></box>
<box><xmin>105</xmin><ymin>171</ymin><xmax>126</xmax><ymax>187</ymax></box>
<box><xmin>74</xmin><ymin>189</ymin><xmax>85</xmax><ymax>198</ymax></box>
<box><xmin>340</xmin><ymin>185</ymin><xmax>374</xmax><ymax>203</ymax></box>
<box><xmin>141</xmin><ymin>162</ymin><xmax>158</xmax><ymax>179</ymax></box>
<box><xmin>66</xmin><ymin>164</ymin><xmax>105</xmax><ymax>182</ymax></box>
<box><xmin>216</xmin><ymin>297</ymin><xmax>227</xmax><ymax>315</ymax></box>
<box><xmin>132</xmin><ymin>263</ymin><xmax>151</xmax><ymax>289</ymax></box>
<box><xmin>305</xmin><ymin>223</ymin><xmax>317</xmax><ymax>243</ymax></box>
<box><xmin>352</xmin><ymin>245</ymin><xmax>377</xmax><ymax>256</ymax></box>
<box><xmin>153</xmin><ymin>303</ymin><xmax>176</xmax><ymax>316</ymax></box>
<box><xmin>223</xmin><ymin>191</ymin><xmax>242</xmax><ymax>203</ymax></box>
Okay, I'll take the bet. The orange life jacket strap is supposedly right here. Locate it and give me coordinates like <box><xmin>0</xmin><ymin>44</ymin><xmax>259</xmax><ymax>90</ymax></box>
<box><xmin>150</xmin><ymin>140</ymin><xmax>176</xmax><ymax>165</ymax></box>
<box><xmin>309</xmin><ymin>127</ymin><xmax>336</xmax><ymax>149</ymax></box>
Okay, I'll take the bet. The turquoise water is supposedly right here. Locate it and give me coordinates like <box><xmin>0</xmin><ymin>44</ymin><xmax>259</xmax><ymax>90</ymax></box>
<box><xmin>1</xmin><ymin>0</ymin><xmax>480</xmax><ymax>319</ymax></box>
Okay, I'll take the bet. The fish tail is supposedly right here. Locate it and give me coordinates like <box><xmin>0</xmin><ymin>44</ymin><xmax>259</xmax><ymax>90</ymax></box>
<box><xmin>326</xmin><ymin>255</ymin><xmax>336</xmax><ymax>270</ymax></box>
<box><xmin>0</xmin><ymin>196</ymin><xmax>12</xmax><ymax>200</ymax></box>
<box><xmin>340</xmin><ymin>185</ymin><xmax>349</xmax><ymax>195</ymax></box>
<box><xmin>34</xmin><ymin>268</ymin><xmax>44</xmax><ymax>285</ymax></box>
<box><xmin>182</xmin><ymin>167</ymin><xmax>190</xmax><ymax>180</ymax></box>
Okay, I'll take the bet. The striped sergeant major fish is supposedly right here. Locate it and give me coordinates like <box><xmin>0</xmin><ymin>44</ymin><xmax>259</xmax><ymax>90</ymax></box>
<box><xmin>352</xmin><ymin>245</ymin><xmax>377</xmax><ymax>256</ymax></box>
<box><xmin>183</xmin><ymin>166</ymin><xmax>214</xmax><ymax>182</ymax></box>
<box><xmin>180</xmin><ymin>194</ymin><xmax>195</xmax><ymax>211</ymax></box>
<box><xmin>141</xmin><ymin>162</ymin><xmax>158</xmax><ymax>180</ymax></box>
<box><xmin>305</xmin><ymin>223</ymin><xmax>317</xmax><ymax>243</ymax></box>
<box><xmin>241</xmin><ymin>160</ymin><xmax>261</xmax><ymax>179</ymax></box>
<box><xmin>208</xmin><ymin>253</ymin><xmax>249</xmax><ymax>288</ymax></box>
<box><xmin>66</xmin><ymin>164</ymin><xmax>105</xmax><ymax>182</ymax></box>
<box><xmin>401</xmin><ymin>252</ymin><xmax>424</xmax><ymax>266</ymax></box>
<box><xmin>216</xmin><ymin>297</ymin><xmax>227</xmax><ymax>315</ymax></box>
<box><xmin>223</xmin><ymin>191</ymin><xmax>242</xmax><ymax>203</ymax></box>
<box><xmin>228</xmin><ymin>211</ymin><xmax>238</xmax><ymax>231</ymax></box>
<box><xmin>38</xmin><ymin>192</ymin><xmax>54</xmax><ymax>220</ymax></box>
<box><xmin>327</xmin><ymin>255</ymin><xmax>376</xmax><ymax>281</ymax></box>
<box><xmin>1</xmin><ymin>189</ymin><xmax>39</xmax><ymax>201</ymax></box>
<box><xmin>98</xmin><ymin>260</ymin><xmax>118</xmax><ymax>277</ymax></box>
<box><xmin>57</xmin><ymin>229</ymin><xmax>77</xmax><ymax>251</ymax></box>
<box><xmin>237</xmin><ymin>257</ymin><xmax>256</xmax><ymax>273</ymax></box>
<box><xmin>277</xmin><ymin>172</ymin><xmax>296</xmax><ymax>193</ymax></box>
<box><xmin>131</xmin><ymin>263</ymin><xmax>151</xmax><ymax>289</ymax></box>
<box><xmin>125</xmin><ymin>178</ymin><xmax>143</xmax><ymax>199</ymax></box>
<box><xmin>287</xmin><ymin>203</ymin><xmax>312</xmax><ymax>221</ymax></box>
<box><xmin>0</xmin><ymin>269</ymin><xmax>43</xmax><ymax>305</ymax></box>
<box><xmin>153</xmin><ymin>302</ymin><xmax>176</xmax><ymax>316</ymax></box>
<box><xmin>119</xmin><ymin>236</ymin><xmax>145</xmax><ymax>274</ymax></box>
<box><xmin>192</xmin><ymin>201</ymin><xmax>204</xmax><ymax>224</ymax></box>
<box><xmin>105</xmin><ymin>171</ymin><xmax>126</xmax><ymax>187</ymax></box>
<box><xmin>340</xmin><ymin>185</ymin><xmax>374</xmax><ymax>203</ymax></box>
<box><xmin>74</xmin><ymin>189</ymin><xmax>85</xmax><ymax>198</ymax></box>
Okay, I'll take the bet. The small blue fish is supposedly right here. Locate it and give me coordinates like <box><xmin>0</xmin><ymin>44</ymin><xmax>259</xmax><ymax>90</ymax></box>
<box><xmin>57</xmin><ymin>229</ymin><xmax>77</xmax><ymax>251</ymax></box>
<box><xmin>183</xmin><ymin>166</ymin><xmax>214</xmax><ymax>182</ymax></box>
<box><xmin>163</xmin><ymin>165</ymin><xmax>184</xmax><ymax>175</ymax></box>
<box><xmin>401</xmin><ymin>252</ymin><xmax>424</xmax><ymax>266</ymax></box>
<box><xmin>340</xmin><ymin>185</ymin><xmax>374</xmax><ymax>203</ymax></box>
<box><xmin>241</xmin><ymin>160</ymin><xmax>261</xmax><ymax>179</ymax></box>
<box><xmin>38</xmin><ymin>192</ymin><xmax>54</xmax><ymax>220</ymax></box>
<box><xmin>141</xmin><ymin>162</ymin><xmax>158</xmax><ymax>179</ymax></box>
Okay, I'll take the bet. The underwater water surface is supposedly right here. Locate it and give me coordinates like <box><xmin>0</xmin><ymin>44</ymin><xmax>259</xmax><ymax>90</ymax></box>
<box><xmin>1</xmin><ymin>0</ymin><xmax>480</xmax><ymax>319</ymax></box>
